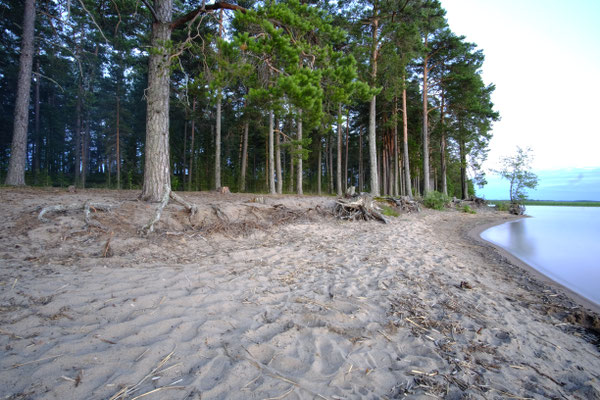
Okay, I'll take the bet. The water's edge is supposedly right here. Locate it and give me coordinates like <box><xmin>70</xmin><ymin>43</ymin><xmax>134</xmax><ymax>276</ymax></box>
<box><xmin>469</xmin><ymin>217</ymin><xmax>600</xmax><ymax>314</ymax></box>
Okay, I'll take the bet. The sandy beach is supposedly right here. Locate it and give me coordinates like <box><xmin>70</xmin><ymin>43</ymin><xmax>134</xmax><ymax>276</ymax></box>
<box><xmin>1</xmin><ymin>188</ymin><xmax>599</xmax><ymax>399</ymax></box>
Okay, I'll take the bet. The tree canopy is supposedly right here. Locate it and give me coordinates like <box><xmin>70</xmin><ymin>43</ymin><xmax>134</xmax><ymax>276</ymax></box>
<box><xmin>1</xmin><ymin>0</ymin><xmax>499</xmax><ymax>200</ymax></box>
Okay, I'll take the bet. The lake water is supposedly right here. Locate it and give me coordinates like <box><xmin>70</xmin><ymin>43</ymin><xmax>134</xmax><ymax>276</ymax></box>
<box><xmin>480</xmin><ymin>206</ymin><xmax>600</xmax><ymax>306</ymax></box>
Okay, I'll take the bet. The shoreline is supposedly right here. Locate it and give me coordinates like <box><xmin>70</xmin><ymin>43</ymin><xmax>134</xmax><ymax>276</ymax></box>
<box><xmin>468</xmin><ymin>216</ymin><xmax>600</xmax><ymax>315</ymax></box>
<box><xmin>1</xmin><ymin>188</ymin><xmax>600</xmax><ymax>399</ymax></box>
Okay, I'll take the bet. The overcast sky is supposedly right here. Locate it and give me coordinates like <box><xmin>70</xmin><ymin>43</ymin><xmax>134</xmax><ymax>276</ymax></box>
<box><xmin>441</xmin><ymin>0</ymin><xmax>600</xmax><ymax>200</ymax></box>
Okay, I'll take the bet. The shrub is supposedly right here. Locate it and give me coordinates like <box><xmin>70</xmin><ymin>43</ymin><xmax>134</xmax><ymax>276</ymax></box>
<box><xmin>461</xmin><ymin>204</ymin><xmax>476</xmax><ymax>214</ymax></box>
<box><xmin>495</xmin><ymin>201</ymin><xmax>510</xmax><ymax>212</ymax></box>
<box><xmin>423</xmin><ymin>191</ymin><xmax>450</xmax><ymax>210</ymax></box>
<box><xmin>379</xmin><ymin>204</ymin><xmax>400</xmax><ymax>217</ymax></box>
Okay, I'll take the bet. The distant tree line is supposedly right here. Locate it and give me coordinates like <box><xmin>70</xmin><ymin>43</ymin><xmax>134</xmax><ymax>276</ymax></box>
<box><xmin>1</xmin><ymin>0</ymin><xmax>498</xmax><ymax>201</ymax></box>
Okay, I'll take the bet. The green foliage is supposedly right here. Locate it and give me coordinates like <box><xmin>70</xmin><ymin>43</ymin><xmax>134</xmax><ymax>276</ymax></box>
<box><xmin>379</xmin><ymin>204</ymin><xmax>400</xmax><ymax>217</ymax></box>
<box><xmin>494</xmin><ymin>201</ymin><xmax>510</xmax><ymax>211</ymax></box>
<box><xmin>423</xmin><ymin>191</ymin><xmax>451</xmax><ymax>210</ymax></box>
<box><xmin>497</xmin><ymin>147</ymin><xmax>539</xmax><ymax>204</ymax></box>
<box><xmin>461</xmin><ymin>204</ymin><xmax>476</xmax><ymax>214</ymax></box>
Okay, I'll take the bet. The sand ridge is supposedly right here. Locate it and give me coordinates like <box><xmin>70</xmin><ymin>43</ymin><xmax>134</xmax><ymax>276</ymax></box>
<box><xmin>0</xmin><ymin>188</ymin><xmax>599</xmax><ymax>399</ymax></box>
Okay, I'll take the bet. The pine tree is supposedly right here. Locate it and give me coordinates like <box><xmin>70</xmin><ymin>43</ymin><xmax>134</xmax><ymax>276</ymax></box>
<box><xmin>5</xmin><ymin>0</ymin><xmax>36</xmax><ymax>186</ymax></box>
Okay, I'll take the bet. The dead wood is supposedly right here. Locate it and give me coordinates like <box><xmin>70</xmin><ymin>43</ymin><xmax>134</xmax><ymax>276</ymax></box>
<box><xmin>378</xmin><ymin>196</ymin><xmax>421</xmax><ymax>213</ymax></box>
<box><xmin>38</xmin><ymin>201</ymin><xmax>114</xmax><ymax>230</ymax></box>
<box><xmin>333</xmin><ymin>194</ymin><xmax>388</xmax><ymax>224</ymax></box>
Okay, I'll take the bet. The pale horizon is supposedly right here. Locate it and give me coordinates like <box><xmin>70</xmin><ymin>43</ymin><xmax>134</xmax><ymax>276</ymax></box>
<box><xmin>442</xmin><ymin>0</ymin><xmax>600</xmax><ymax>200</ymax></box>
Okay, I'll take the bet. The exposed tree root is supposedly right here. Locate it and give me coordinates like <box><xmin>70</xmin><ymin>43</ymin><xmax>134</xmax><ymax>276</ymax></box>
<box><xmin>139</xmin><ymin>186</ymin><xmax>171</xmax><ymax>235</ymax></box>
<box><xmin>334</xmin><ymin>194</ymin><xmax>387</xmax><ymax>224</ymax></box>
<box><xmin>38</xmin><ymin>202</ymin><xmax>114</xmax><ymax>230</ymax></box>
<box><xmin>139</xmin><ymin>185</ymin><xmax>201</xmax><ymax>235</ymax></box>
<box><xmin>376</xmin><ymin>196</ymin><xmax>421</xmax><ymax>213</ymax></box>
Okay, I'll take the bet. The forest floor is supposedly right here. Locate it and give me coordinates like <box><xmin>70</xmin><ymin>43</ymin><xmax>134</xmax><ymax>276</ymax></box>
<box><xmin>0</xmin><ymin>187</ymin><xmax>599</xmax><ymax>400</ymax></box>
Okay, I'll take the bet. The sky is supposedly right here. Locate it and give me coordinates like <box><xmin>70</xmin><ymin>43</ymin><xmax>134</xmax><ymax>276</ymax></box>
<box><xmin>441</xmin><ymin>0</ymin><xmax>600</xmax><ymax>200</ymax></box>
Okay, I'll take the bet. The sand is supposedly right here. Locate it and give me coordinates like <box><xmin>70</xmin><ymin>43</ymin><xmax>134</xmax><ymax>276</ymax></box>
<box><xmin>0</xmin><ymin>188</ymin><xmax>599</xmax><ymax>399</ymax></box>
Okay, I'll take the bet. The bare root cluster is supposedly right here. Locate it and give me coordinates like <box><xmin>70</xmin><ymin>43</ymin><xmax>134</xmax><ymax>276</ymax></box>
<box><xmin>38</xmin><ymin>201</ymin><xmax>114</xmax><ymax>230</ymax></box>
<box><xmin>333</xmin><ymin>194</ymin><xmax>387</xmax><ymax>223</ymax></box>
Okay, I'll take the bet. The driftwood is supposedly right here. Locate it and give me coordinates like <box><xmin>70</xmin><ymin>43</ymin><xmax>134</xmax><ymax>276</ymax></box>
<box><xmin>334</xmin><ymin>194</ymin><xmax>387</xmax><ymax>224</ymax></box>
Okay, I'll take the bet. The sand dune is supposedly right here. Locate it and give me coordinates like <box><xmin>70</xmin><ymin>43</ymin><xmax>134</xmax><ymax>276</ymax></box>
<box><xmin>0</xmin><ymin>188</ymin><xmax>599</xmax><ymax>399</ymax></box>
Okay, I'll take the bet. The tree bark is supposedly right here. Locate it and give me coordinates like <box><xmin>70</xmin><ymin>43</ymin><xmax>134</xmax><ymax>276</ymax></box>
<box><xmin>368</xmin><ymin>15</ymin><xmax>380</xmax><ymax>196</ymax></box>
<box><xmin>268</xmin><ymin>110</ymin><xmax>275</xmax><ymax>194</ymax></box>
<box><xmin>74</xmin><ymin>84</ymin><xmax>82</xmax><ymax>185</ymax></box>
<box><xmin>460</xmin><ymin>139</ymin><xmax>468</xmax><ymax>200</ymax></box>
<box><xmin>81</xmin><ymin>117</ymin><xmax>90</xmax><ymax>188</ymax></box>
<box><xmin>116</xmin><ymin>94</ymin><xmax>121</xmax><ymax>189</ymax></box>
<box><xmin>288</xmin><ymin>120</ymin><xmax>294</xmax><ymax>193</ymax></box>
<box><xmin>358</xmin><ymin>127</ymin><xmax>363</xmax><ymax>192</ymax></box>
<box><xmin>141</xmin><ymin>0</ymin><xmax>173</xmax><ymax>201</ymax></box>
<box><xmin>393</xmin><ymin>97</ymin><xmax>399</xmax><ymax>197</ymax></box>
<box><xmin>215</xmin><ymin>96</ymin><xmax>222</xmax><ymax>189</ymax></box>
<box><xmin>296</xmin><ymin>110</ymin><xmax>303</xmax><ymax>195</ymax></box>
<box><xmin>422</xmin><ymin>34</ymin><xmax>431</xmax><ymax>195</ymax></box>
<box><xmin>336</xmin><ymin>103</ymin><xmax>343</xmax><ymax>196</ymax></box>
<box><xmin>275</xmin><ymin>119</ymin><xmax>282</xmax><ymax>194</ymax></box>
<box><xmin>317</xmin><ymin>139</ymin><xmax>322</xmax><ymax>195</ymax></box>
<box><xmin>402</xmin><ymin>78</ymin><xmax>412</xmax><ymax>198</ymax></box>
<box><xmin>440</xmin><ymin>93</ymin><xmax>447</xmax><ymax>196</ymax></box>
<box><xmin>240</xmin><ymin>119</ymin><xmax>249</xmax><ymax>191</ymax></box>
<box><xmin>33</xmin><ymin>59</ymin><xmax>41</xmax><ymax>179</ymax></box>
<box><xmin>5</xmin><ymin>0</ymin><xmax>36</xmax><ymax>186</ymax></box>
<box><xmin>188</xmin><ymin>97</ymin><xmax>196</xmax><ymax>190</ymax></box>
<box><xmin>344</xmin><ymin>109</ymin><xmax>349</xmax><ymax>193</ymax></box>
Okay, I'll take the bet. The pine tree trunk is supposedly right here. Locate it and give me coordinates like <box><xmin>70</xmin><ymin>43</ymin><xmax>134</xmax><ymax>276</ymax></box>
<box><xmin>6</xmin><ymin>0</ymin><xmax>35</xmax><ymax>185</ymax></box>
<box><xmin>296</xmin><ymin>110</ymin><xmax>303</xmax><ymax>195</ymax></box>
<box><xmin>402</xmin><ymin>78</ymin><xmax>412</xmax><ymax>198</ymax></box>
<box><xmin>240</xmin><ymin>119</ymin><xmax>248</xmax><ymax>192</ymax></box>
<box><xmin>358</xmin><ymin>128</ymin><xmax>363</xmax><ymax>192</ymax></box>
<box><xmin>317</xmin><ymin>140</ymin><xmax>322</xmax><ymax>195</ymax></box>
<box><xmin>288</xmin><ymin>121</ymin><xmax>294</xmax><ymax>193</ymax></box>
<box><xmin>81</xmin><ymin>118</ymin><xmax>89</xmax><ymax>189</ymax></box>
<box><xmin>460</xmin><ymin>139</ymin><xmax>468</xmax><ymax>199</ymax></box>
<box><xmin>368</xmin><ymin>15</ymin><xmax>380</xmax><ymax>196</ymax></box>
<box><xmin>275</xmin><ymin>119</ymin><xmax>282</xmax><ymax>194</ymax></box>
<box><xmin>328</xmin><ymin>133</ymin><xmax>333</xmax><ymax>194</ymax></box>
<box><xmin>215</xmin><ymin>96</ymin><xmax>222</xmax><ymax>189</ymax></box>
<box><xmin>422</xmin><ymin>36</ymin><xmax>430</xmax><ymax>195</ymax></box>
<box><xmin>268</xmin><ymin>110</ymin><xmax>275</xmax><ymax>194</ymax></box>
<box><xmin>344</xmin><ymin>109</ymin><xmax>349</xmax><ymax>193</ymax></box>
<box><xmin>336</xmin><ymin>103</ymin><xmax>342</xmax><ymax>196</ymax></box>
<box><xmin>440</xmin><ymin>94</ymin><xmax>447</xmax><ymax>196</ymax></box>
<box><xmin>393</xmin><ymin>97</ymin><xmax>399</xmax><ymax>197</ymax></box>
<box><xmin>183</xmin><ymin>112</ymin><xmax>188</xmax><ymax>187</ymax></box>
<box><xmin>33</xmin><ymin>59</ymin><xmax>40</xmax><ymax>181</ymax></box>
<box><xmin>116</xmin><ymin>94</ymin><xmax>121</xmax><ymax>189</ymax></box>
<box><xmin>74</xmin><ymin>85</ymin><xmax>82</xmax><ymax>185</ymax></box>
<box><xmin>188</xmin><ymin>97</ymin><xmax>196</xmax><ymax>190</ymax></box>
<box><xmin>141</xmin><ymin>0</ymin><xmax>172</xmax><ymax>201</ymax></box>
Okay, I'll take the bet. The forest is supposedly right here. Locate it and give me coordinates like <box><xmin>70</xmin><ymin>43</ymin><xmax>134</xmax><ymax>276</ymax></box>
<box><xmin>0</xmin><ymin>0</ymin><xmax>499</xmax><ymax>201</ymax></box>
